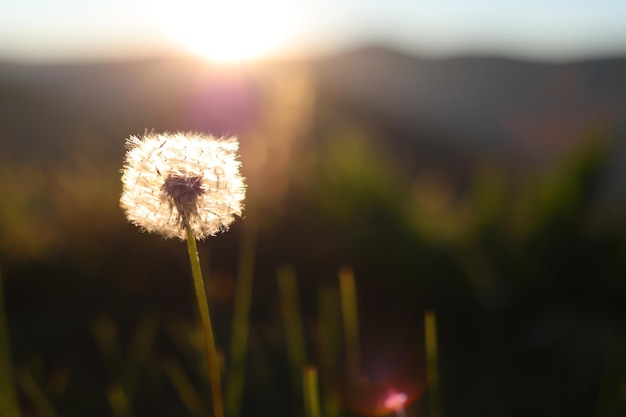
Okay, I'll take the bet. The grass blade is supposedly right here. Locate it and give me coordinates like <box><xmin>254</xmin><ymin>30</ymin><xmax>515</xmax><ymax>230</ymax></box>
<box><xmin>339</xmin><ymin>266</ymin><xmax>361</xmax><ymax>378</ymax></box>
<box><xmin>277</xmin><ymin>265</ymin><xmax>307</xmax><ymax>398</ymax></box>
<box><xmin>0</xmin><ymin>269</ymin><xmax>20</xmax><ymax>417</ymax></box>
<box><xmin>226</xmin><ymin>221</ymin><xmax>257</xmax><ymax>417</ymax></box>
<box><xmin>425</xmin><ymin>310</ymin><xmax>441</xmax><ymax>417</ymax></box>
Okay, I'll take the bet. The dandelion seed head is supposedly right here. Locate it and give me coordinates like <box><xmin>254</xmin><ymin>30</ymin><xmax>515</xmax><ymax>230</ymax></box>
<box><xmin>161</xmin><ymin>173</ymin><xmax>204</xmax><ymax>223</ymax></box>
<box><xmin>120</xmin><ymin>131</ymin><xmax>246</xmax><ymax>240</ymax></box>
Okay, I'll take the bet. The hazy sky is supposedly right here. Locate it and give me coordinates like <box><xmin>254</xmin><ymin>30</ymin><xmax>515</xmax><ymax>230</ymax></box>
<box><xmin>1</xmin><ymin>0</ymin><xmax>626</xmax><ymax>62</ymax></box>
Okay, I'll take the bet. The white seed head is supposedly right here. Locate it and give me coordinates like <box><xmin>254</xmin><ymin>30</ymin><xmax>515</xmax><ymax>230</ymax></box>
<box><xmin>120</xmin><ymin>131</ymin><xmax>246</xmax><ymax>240</ymax></box>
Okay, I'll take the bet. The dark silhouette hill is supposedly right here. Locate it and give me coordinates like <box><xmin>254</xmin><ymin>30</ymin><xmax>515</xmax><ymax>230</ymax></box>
<box><xmin>313</xmin><ymin>46</ymin><xmax>626</xmax><ymax>178</ymax></box>
<box><xmin>1</xmin><ymin>47</ymin><xmax>626</xmax><ymax>198</ymax></box>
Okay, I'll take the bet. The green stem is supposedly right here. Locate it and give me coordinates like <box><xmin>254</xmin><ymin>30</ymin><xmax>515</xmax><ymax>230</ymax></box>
<box><xmin>185</xmin><ymin>224</ymin><xmax>224</xmax><ymax>417</ymax></box>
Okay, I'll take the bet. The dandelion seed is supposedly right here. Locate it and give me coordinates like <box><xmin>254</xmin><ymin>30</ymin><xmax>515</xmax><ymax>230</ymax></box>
<box><xmin>120</xmin><ymin>131</ymin><xmax>246</xmax><ymax>240</ymax></box>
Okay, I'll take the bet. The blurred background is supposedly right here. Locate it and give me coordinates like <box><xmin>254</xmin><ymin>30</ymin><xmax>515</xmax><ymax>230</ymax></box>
<box><xmin>2</xmin><ymin>1</ymin><xmax>626</xmax><ymax>416</ymax></box>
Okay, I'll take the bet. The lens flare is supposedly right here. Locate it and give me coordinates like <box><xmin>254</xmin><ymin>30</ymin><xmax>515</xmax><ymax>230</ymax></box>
<box><xmin>384</xmin><ymin>391</ymin><xmax>408</xmax><ymax>412</ymax></box>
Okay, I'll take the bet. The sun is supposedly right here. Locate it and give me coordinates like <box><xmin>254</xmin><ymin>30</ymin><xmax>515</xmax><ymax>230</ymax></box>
<box><xmin>163</xmin><ymin>0</ymin><xmax>296</xmax><ymax>63</ymax></box>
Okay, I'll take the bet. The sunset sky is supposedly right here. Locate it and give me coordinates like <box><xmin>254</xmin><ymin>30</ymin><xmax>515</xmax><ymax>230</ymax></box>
<box><xmin>1</xmin><ymin>0</ymin><xmax>626</xmax><ymax>62</ymax></box>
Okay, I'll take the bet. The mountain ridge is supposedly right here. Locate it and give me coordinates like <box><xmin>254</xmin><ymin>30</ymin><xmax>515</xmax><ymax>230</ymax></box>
<box><xmin>2</xmin><ymin>46</ymin><xmax>625</xmax><ymax>198</ymax></box>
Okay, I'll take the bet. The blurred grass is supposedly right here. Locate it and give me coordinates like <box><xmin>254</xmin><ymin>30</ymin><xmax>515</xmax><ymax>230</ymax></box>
<box><xmin>225</xmin><ymin>219</ymin><xmax>257</xmax><ymax>417</ymax></box>
<box><xmin>303</xmin><ymin>366</ymin><xmax>321</xmax><ymax>417</ymax></box>
<box><xmin>163</xmin><ymin>359</ymin><xmax>205</xmax><ymax>417</ymax></box>
<box><xmin>0</xmin><ymin>270</ymin><xmax>20</xmax><ymax>417</ymax></box>
<box><xmin>339</xmin><ymin>266</ymin><xmax>361</xmax><ymax>379</ymax></box>
<box><xmin>2</xmin><ymin>131</ymin><xmax>625</xmax><ymax>416</ymax></box>
<box><xmin>1</xmin><ymin>59</ymin><xmax>626</xmax><ymax>417</ymax></box>
<box><xmin>15</xmin><ymin>367</ymin><xmax>57</xmax><ymax>417</ymax></box>
<box><xmin>317</xmin><ymin>283</ymin><xmax>342</xmax><ymax>417</ymax></box>
<box><xmin>424</xmin><ymin>311</ymin><xmax>440</xmax><ymax>417</ymax></box>
<box><xmin>277</xmin><ymin>265</ymin><xmax>307</xmax><ymax>403</ymax></box>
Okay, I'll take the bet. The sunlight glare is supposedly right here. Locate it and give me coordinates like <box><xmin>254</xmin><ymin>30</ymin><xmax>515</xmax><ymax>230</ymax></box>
<box><xmin>164</xmin><ymin>0</ymin><xmax>296</xmax><ymax>63</ymax></box>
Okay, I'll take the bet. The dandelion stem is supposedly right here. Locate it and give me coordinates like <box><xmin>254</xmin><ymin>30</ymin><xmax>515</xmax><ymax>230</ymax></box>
<box><xmin>185</xmin><ymin>224</ymin><xmax>224</xmax><ymax>417</ymax></box>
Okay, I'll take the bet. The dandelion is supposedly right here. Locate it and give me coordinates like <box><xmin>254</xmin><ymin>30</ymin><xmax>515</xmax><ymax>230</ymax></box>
<box><xmin>120</xmin><ymin>131</ymin><xmax>245</xmax><ymax>240</ymax></box>
<box><xmin>121</xmin><ymin>131</ymin><xmax>246</xmax><ymax>417</ymax></box>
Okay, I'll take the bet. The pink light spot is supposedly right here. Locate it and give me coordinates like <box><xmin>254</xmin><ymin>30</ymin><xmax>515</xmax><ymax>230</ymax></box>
<box><xmin>384</xmin><ymin>391</ymin><xmax>408</xmax><ymax>412</ymax></box>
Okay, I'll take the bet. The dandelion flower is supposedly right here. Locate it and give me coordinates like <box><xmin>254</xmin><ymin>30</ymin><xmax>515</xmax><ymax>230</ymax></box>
<box><xmin>120</xmin><ymin>131</ymin><xmax>245</xmax><ymax>240</ymax></box>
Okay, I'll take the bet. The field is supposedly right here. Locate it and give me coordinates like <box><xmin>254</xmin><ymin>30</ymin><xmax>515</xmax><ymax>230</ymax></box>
<box><xmin>1</xmin><ymin>48</ymin><xmax>626</xmax><ymax>417</ymax></box>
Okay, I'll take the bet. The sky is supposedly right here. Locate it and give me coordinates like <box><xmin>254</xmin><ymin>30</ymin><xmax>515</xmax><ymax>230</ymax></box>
<box><xmin>1</xmin><ymin>0</ymin><xmax>626</xmax><ymax>62</ymax></box>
